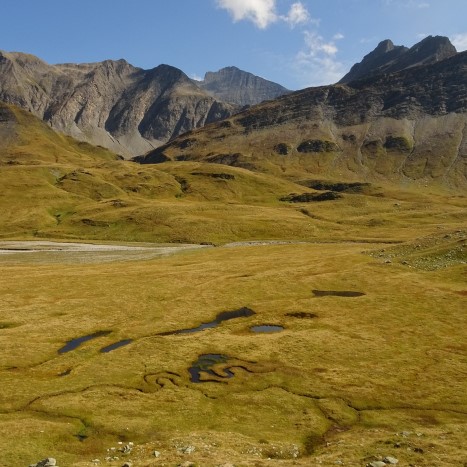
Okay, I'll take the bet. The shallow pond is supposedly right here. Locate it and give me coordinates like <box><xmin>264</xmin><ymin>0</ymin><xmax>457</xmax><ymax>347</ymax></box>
<box><xmin>250</xmin><ymin>325</ymin><xmax>284</xmax><ymax>333</ymax></box>
<box><xmin>188</xmin><ymin>354</ymin><xmax>235</xmax><ymax>383</ymax></box>
<box><xmin>160</xmin><ymin>307</ymin><xmax>255</xmax><ymax>335</ymax></box>
<box><xmin>100</xmin><ymin>339</ymin><xmax>133</xmax><ymax>353</ymax></box>
<box><xmin>58</xmin><ymin>330</ymin><xmax>111</xmax><ymax>354</ymax></box>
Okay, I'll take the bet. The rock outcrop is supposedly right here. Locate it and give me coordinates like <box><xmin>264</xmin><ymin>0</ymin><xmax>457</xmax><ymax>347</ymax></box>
<box><xmin>140</xmin><ymin>45</ymin><xmax>467</xmax><ymax>188</ymax></box>
<box><xmin>0</xmin><ymin>52</ymin><xmax>236</xmax><ymax>157</ymax></box>
<box><xmin>339</xmin><ymin>35</ymin><xmax>457</xmax><ymax>83</ymax></box>
<box><xmin>198</xmin><ymin>66</ymin><xmax>289</xmax><ymax>106</ymax></box>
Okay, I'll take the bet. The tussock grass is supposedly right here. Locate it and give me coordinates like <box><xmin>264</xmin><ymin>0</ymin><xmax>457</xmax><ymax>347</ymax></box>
<box><xmin>0</xmin><ymin>103</ymin><xmax>466</xmax><ymax>465</ymax></box>
<box><xmin>0</xmin><ymin>243</ymin><xmax>465</xmax><ymax>465</ymax></box>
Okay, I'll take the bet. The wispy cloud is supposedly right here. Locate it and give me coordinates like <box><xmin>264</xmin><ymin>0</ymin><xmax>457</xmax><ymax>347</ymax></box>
<box><xmin>451</xmin><ymin>33</ymin><xmax>467</xmax><ymax>51</ymax></box>
<box><xmin>216</xmin><ymin>0</ymin><xmax>313</xmax><ymax>29</ymax></box>
<box><xmin>190</xmin><ymin>73</ymin><xmax>203</xmax><ymax>82</ymax></box>
<box><xmin>283</xmin><ymin>2</ymin><xmax>312</xmax><ymax>28</ymax></box>
<box><xmin>216</xmin><ymin>0</ymin><xmax>344</xmax><ymax>87</ymax></box>
<box><xmin>293</xmin><ymin>31</ymin><xmax>346</xmax><ymax>87</ymax></box>
<box><xmin>216</xmin><ymin>0</ymin><xmax>277</xmax><ymax>29</ymax></box>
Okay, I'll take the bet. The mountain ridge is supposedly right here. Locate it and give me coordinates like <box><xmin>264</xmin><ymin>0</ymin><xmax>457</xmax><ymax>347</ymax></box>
<box><xmin>139</xmin><ymin>46</ymin><xmax>467</xmax><ymax>188</ymax></box>
<box><xmin>197</xmin><ymin>66</ymin><xmax>290</xmax><ymax>106</ymax></box>
<box><xmin>0</xmin><ymin>52</ymin><xmax>287</xmax><ymax>158</ymax></box>
<box><xmin>339</xmin><ymin>35</ymin><xmax>457</xmax><ymax>83</ymax></box>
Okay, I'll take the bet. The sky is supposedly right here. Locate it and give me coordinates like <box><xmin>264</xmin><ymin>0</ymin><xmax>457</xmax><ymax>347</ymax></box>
<box><xmin>1</xmin><ymin>0</ymin><xmax>466</xmax><ymax>90</ymax></box>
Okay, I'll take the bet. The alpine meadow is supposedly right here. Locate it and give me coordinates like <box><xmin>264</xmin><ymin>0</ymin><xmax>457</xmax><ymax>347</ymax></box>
<box><xmin>0</xmin><ymin>23</ymin><xmax>466</xmax><ymax>467</ymax></box>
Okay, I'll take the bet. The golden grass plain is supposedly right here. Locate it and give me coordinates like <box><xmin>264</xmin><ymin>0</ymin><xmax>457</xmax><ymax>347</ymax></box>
<box><xmin>0</xmin><ymin>239</ymin><xmax>466</xmax><ymax>466</ymax></box>
<box><xmin>1</xmin><ymin>102</ymin><xmax>466</xmax><ymax>465</ymax></box>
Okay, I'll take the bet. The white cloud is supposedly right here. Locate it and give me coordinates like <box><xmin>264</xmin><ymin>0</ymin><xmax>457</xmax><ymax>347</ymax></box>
<box><xmin>283</xmin><ymin>2</ymin><xmax>310</xmax><ymax>27</ymax></box>
<box><xmin>333</xmin><ymin>33</ymin><xmax>345</xmax><ymax>41</ymax></box>
<box><xmin>190</xmin><ymin>73</ymin><xmax>203</xmax><ymax>81</ymax></box>
<box><xmin>301</xmin><ymin>31</ymin><xmax>338</xmax><ymax>56</ymax></box>
<box><xmin>216</xmin><ymin>0</ymin><xmax>313</xmax><ymax>29</ymax></box>
<box><xmin>293</xmin><ymin>31</ymin><xmax>346</xmax><ymax>86</ymax></box>
<box><xmin>216</xmin><ymin>0</ymin><xmax>278</xmax><ymax>29</ymax></box>
<box><xmin>451</xmin><ymin>33</ymin><xmax>467</xmax><ymax>51</ymax></box>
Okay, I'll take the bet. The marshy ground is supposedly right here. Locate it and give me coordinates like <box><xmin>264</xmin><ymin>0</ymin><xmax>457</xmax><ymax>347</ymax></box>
<box><xmin>0</xmin><ymin>237</ymin><xmax>465</xmax><ymax>466</ymax></box>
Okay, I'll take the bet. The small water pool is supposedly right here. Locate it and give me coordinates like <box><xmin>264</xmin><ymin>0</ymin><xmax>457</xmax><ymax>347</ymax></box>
<box><xmin>100</xmin><ymin>339</ymin><xmax>133</xmax><ymax>353</ymax></box>
<box><xmin>58</xmin><ymin>330</ymin><xmax>111</xmax><ymax>354</ymax></box>
<box><xmin>250</xmin><ymin>325</ymin><xmax>284</xmax><ymax>333</ymax></box>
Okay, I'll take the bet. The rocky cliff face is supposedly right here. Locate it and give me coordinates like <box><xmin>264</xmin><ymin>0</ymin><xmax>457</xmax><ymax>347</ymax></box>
<box><xmin>140</xmin><ymin>47</ymin><xmax>467</xmax><ymax>188</ymax></box>
<box><xmin>0</xmin><ymin>52</ymin><xmax>236</xmax><ymax>157</ymax></box>
<box><xmin>198</xmin><ymin>66</ymin><xmax>289</xmax><ymax>106</ymax></box>
<box><xmin>340</xmin><ymin>35</ymin><xmax>457</xmax><ymax>83</ymax></box>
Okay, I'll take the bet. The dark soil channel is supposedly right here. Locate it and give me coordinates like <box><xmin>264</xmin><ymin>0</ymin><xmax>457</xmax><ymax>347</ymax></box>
<box><xmin>0</xmin><ymin>322</ymin><xmax>20</xmax><ymax>329</ymax></box>
<box><xmin>159</xmin><ymin>307</ymin><xmax>255</xmax><ymax>335</ymax></box>
<box><xmin>58</xmin><ymin>331</ymin><xmax>111</xmax><ymax>354</ymax></box>
<box><xmin>188</xmin><ymin>354</ymin><xmax>235</xmax><ymax>383</ymax></box>
<box><xmin>100</xmin><ymin>339</ymin><xmax>133</xmax><ymax>353</ymax></box>
<box><xmin>285</xmin><ymin>312</ymin><xmax>318</xmax><ymax>319</ymax></box>
<box><xmin>250</xmin><ymin>325</ymin><xmax>284</xmax><ymax>333</ymax></box>
<box><xmin>312</xmin><ymin>290</ymin><xmax>365</xmax><ymax>297</ymax></box>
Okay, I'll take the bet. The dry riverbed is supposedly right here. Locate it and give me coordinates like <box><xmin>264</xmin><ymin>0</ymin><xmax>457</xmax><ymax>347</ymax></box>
<box><xmin>0</xmin><ymin>240</ymin><xmax>211</xmax><ymax>264</ymax></box>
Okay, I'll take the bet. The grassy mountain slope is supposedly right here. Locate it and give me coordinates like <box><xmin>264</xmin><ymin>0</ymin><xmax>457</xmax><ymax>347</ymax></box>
<box><xmin>140</xmin><ymin>51</ymin><xmax>467</xmax><ymax>190</ymax></box>
<box><xmin>0</xmin><ymin>103</ymin><xmax>466</xmax><ymax>466</ymax></box>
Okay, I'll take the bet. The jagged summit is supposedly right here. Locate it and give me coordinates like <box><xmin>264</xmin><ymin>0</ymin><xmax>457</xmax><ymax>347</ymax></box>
<box><xmin>339</xmin><ymin>35</ymin><xmax>457</xmax><ymax>83</ymax></box>
<box><xmin>374</xmin><ymin>39</ymin><xmax>395</xmax><ymax>53</ymax></box>
<box><xmin>0</xmin><ymin>52</ymin><xmax>237</xmax><ymax>157</ymax></box>
<box><xmin>198</xmin><ymin>66</ymin><xmax>289</xmax><ymax>106</ymax></box>
<box><xmin>140</xmin><ymin>48</ymin><xmax>467</xmax><ymax>188</ymax></box>
<box><xmin>0</xmin><ymin>51</ymin><xmax>290</xmax><ymax>157</ymax></box>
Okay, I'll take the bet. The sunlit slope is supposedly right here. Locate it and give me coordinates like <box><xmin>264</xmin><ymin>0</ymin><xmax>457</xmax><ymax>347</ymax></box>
<box><xmin>1</xmin><ymin>102</ymin><xmax>466</xmax><ymax>244</ymax></box>
<box><xmin>140</xmin><ymin>52</ymin><xmax>467</xmax><ymax>189</ymax></box>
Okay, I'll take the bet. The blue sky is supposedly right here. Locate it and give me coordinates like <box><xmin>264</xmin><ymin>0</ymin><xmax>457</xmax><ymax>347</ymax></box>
<box><xmin>1</xmin><ymin>0</ymin><xmax>466</xmax><ymax>90</ymax></box>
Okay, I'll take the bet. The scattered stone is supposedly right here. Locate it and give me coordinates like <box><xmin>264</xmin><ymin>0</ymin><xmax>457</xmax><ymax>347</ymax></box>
<box><xmin>120</xmin><ymin>444</ymin><xmax>132</xmax><ymax>454</ymax></box>
<box><xmin>121</xmin><ymin>463</ymin><xmax>132</xmax><ymax>467</ymax></box>
<box><xmin>91</xmin><ymin>460</ymin><xmax>100</xmax><ymax>464</ymax></box>
<box><xmin>385</xmin><ymin>259</ymin><xmax>392</xmax><ymax>264</ymax></box>
<box><xmin>29</xmin><ymin>459</ymin><xmax>57</xmax><ymax>467</ymax></box>
<box><xmin>368</xmin><ymin>462</ymin><xmax>386</xmax><ymax>467</ymax></box>
<box><xmin>178</xmin><ymin>445</ymin><xmax>196</xmax><ymax>454</ymax></box>
<box><xmin>153</xmin><ymin>450</ymin><xmax>161</xmax><ymax>457</ymax></box>
<box><xmin>178</xmin><ymin>462</ymin><xmax>195</xmax><ymax>467</ymax></box>
<box><xmin>384</xmin><ymin>457</ymin><xmax>399</xmax><ymax>464</ymax></box>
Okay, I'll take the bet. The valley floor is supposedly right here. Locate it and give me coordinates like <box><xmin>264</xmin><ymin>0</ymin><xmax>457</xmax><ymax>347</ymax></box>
<box><xmin>0</xmin><ymin>237</ymin><xmax>465</xmax><ymax>466</ymax></box>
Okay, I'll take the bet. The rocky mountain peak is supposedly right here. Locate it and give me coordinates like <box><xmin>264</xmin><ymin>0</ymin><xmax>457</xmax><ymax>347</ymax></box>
<box><xmin>405</xmin><ymin>35</ymin><xmax>457</xmax><ymax>64</ymax></box>
<box><xmin>374</xmin><ymin>39</ymin><xmax>396</xmax><ymax>54</ymax></box>
<box><xmin>198</xmin><ymin>66</ymin><xmax>289</xmax><ymax>106</ymax></box>
<box><xmin>339</xmin><ymin>35</ymin><xmax>456</xmax><ymax>84</ymax></box>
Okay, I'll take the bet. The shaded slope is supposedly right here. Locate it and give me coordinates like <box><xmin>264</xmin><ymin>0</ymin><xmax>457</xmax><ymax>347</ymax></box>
<box><xmin>0</xmin><ymin>51</ymin><xmax>236</xmax><ymax>158</ymax></box>
<box><xmin>339</xmin><ymin>35</ymin><xmax>457</xmax><ymax>84</ymax></box>
<box><xmin>139</xmin><ymin>51</ymin><xmax>467</xmax><ymax>188</ymax></box>
<box><xmin>198</xmin><ymin>66</ymin><xmax>289</xmax><ymax>106</ymax></box>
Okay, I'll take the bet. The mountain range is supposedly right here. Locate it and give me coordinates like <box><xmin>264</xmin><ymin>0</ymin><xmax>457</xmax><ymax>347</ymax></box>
<box><xmin>0</xmin><ymin>35</ymin><xmax>466</xmax><ymax>188</ymax></box>
<box><xmin>0</xmin><ymin>53</ymin><xmax>288</xmax><ymax>158</ymax></box>
<box><xmin>139</xmin><ymin>36</ymin><xmax>467</xmax><ymax>188</ymax></box>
